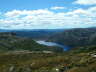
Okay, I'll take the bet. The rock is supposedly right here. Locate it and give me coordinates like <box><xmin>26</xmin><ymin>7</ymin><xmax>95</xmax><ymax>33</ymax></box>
<box><xmin>9</xmin><ymin>66</ymin><xmax>15</xmax><ymax>72</ymax></box>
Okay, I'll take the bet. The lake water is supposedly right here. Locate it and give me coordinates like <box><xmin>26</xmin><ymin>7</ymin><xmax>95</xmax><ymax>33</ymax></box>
<box><xmin>36</xmin><ymin>40</ymin><xmax>70</xmax><ymax>51</ymax></box>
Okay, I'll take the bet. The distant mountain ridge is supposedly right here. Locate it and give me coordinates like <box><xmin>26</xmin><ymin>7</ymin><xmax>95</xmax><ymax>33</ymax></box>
<box><xmin>47</xmin><ymin>27</ymin><xmax>96</xmax><ymax>47</ymax></box>
<box><xmin>0</xmin><ymin>32</ymin><xmax>63</xmax><ymax>52</ymax></box>
<box><xmin>0</xmin><ymin>29</ymin><xmax>65</xmax><ymax>40</ymax></box>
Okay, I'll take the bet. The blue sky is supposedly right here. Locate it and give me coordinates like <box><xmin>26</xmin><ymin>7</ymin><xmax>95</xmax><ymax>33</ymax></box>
<box><xmin>0</xmin><ymin>0</ymin><xmax>72</xmax><ymax>9</ymax></box>
<box><xmin>0</xmin><ymin>0</ymin><xmax>96</xmax><ymax>29</ymax></box>
<box><xmin>0</xmin><ymin>0</ymin><xmax>76</xmax><ymax>12</ymax></box>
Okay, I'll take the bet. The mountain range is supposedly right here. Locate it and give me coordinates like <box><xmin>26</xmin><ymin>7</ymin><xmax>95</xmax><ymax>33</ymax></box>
<box><xmin>47</xmin><ymin>27</ymin><xmax>96</xmax><ymax>47</ymax></box>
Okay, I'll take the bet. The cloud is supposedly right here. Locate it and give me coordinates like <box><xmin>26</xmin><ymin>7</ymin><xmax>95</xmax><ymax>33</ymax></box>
<box><xmin>50</xmin><ymin>6</ymin><xmax>65</xmax><ymax>10</ymax></box>
<box><xmin>4</xmin><ymin>9</ymin><xmax>53</xmax><ymax>18</ymax></box>
<box><xmin>0</xmin><ymin>6</ymin><xmax>96</xmax><ymax>29</ymax></box>
<box><xmin>74</xmin><ymin>0</ymin><xmax>96</xmax><ymax>5</ymax></box>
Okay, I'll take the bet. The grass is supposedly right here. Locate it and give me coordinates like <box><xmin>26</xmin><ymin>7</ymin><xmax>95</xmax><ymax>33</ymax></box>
<box><xmin>0</xmin><ymin>48</ymin><xmax>96</xmax><ymax>72</ymax></box>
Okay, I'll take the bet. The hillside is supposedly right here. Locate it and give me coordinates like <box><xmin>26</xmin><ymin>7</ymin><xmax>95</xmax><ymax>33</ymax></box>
<box><xmin>47</xmin><ymin>28</ymin><xmax>96</xmax><ymax>47</ymax></box>
<box><xmin>0</xmin><ymin>44</ymin><xmax>96</xmax><ymax>72</ymax></box>
<box><xmin>0</xmin><ymin>30</ymin><xmax>96</xmax><ymax>72</ymax></box>
<box><xmin>0</xmin><ymin>32</ymin><xmax>63</xmax><ymax>52</ymax></box>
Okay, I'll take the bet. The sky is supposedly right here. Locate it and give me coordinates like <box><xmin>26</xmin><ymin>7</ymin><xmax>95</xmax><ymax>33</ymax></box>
<box><xmin>0</xmin><ymin>0</ymin><xmax>96</xmax><ymax>29</ymax></box>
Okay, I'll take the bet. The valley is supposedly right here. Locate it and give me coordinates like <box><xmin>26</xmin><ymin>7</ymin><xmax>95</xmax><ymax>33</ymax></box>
<box><xmin>0</xmin><ymin>28</ymin><xmax>96</xmax><ymax>72</ymax></box>
<box><xmin>36</xmin><ymin>40</ymin><xmax>70</xmax><ymax>51</ymax></box>
<box><xmin>1</xmin><ymin>0</ymin><xmax>96</xmax><ymax>71</ymax></box>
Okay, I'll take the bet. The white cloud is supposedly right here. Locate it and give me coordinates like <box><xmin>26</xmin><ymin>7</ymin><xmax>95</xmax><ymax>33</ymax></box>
<box><xmin>4</xmin><ymin>9</ymin><xmax>53</xmax><ymax>18</ymax></box>
<box><xmin>74</xmin><ymin>0</ymin><xmax>96</xmax><ymax>5</ymax></box>
<box><xmin>5</xmin><ymin>10</ymin><xmax>22</xmax><ymax>18</ymax></box>
<box><xmin>0</xmin><ymin>6</ymin><xmax>96</xmax><ymax>29</ymax></box>
<box><xmin>50</xmin><ymin>6</ymin><xmax>65</xmax><ymax>10</ymax></box>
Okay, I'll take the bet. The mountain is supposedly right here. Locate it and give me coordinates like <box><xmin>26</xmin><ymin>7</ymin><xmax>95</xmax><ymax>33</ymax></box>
<box><xmin>0</xmin><ymin>30</ymin><xmax>96</xmax><ymax>72</ymax></box>
<box><xmin>47</xmin><ymin>27</ymin><xmax>96</xmax><ymax>47</ymax></box>
<box><xmin>0</xmin><ymin>32</ymin><xmax>63</xmax><ymax>52</ymax></box>
<box><xmin>0</xmin><ymin>29</ymin><xmax>64</xmax><ymax>40</ymax></box>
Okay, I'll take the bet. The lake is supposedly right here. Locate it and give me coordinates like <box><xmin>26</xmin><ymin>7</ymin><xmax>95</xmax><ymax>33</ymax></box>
<box><xmin>36</xmin><ymin>40</ymin><xmax>70</xmax><ymax>51</ymax></box>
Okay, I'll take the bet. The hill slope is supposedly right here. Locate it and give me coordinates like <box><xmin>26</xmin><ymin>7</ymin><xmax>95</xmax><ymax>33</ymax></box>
<box><xmin>0</xmin><ymin>31</ymin><xmax>96</xmax><ymax>72</ymax></box>
<box><xmin>0</xmin><ymin>32</ymin><xmax>63</xmax><ymax>52</ymax></box>
<box><xmin>48</xmin><ymin>28</ymin><xmax>96</xmax><ymax>47</ymax></box>
<box><xmin>0</xmin><ymin>44</ymin><xmax>96</xmax><ymax>72</ymax></box>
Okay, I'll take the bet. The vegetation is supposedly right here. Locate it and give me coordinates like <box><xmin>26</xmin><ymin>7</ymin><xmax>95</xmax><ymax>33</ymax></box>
<box><xmin>48</xmin><ymin>27</ymin><xmax>96</xmax><ymax>47</ymax></box>
<box><xmin>0</xmin><ymin>32</ymin><xmax>63</xmax><ymax>52</ymax></box>
<box><xmin>0</xmin><ymin>30</ymin><xmax>96</xmax><ymax>72</ymax></box>
<box><xmin>0</xmin><ymin>45</ymin><xmax>96</xmax><ymax>72</ymax></box>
